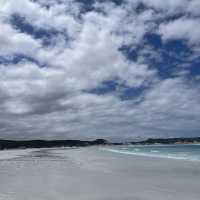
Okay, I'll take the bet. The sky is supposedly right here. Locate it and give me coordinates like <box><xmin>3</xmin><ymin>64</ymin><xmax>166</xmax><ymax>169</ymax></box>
<box><xmin>0</xmin><ymin>0</ymin><xmax>200</xmax><ymax>140</ymax></box>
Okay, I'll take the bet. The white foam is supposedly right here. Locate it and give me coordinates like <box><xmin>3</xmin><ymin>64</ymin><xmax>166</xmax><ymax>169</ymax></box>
<box><xmin>102</xmin><ymin>148</ymin><xmax>200</xmax><ymax>162</ymax></box>
<box><xmin>151</xmin><ymin>150</ymin><xmax>160</xmax><ymax>153</ymax></box>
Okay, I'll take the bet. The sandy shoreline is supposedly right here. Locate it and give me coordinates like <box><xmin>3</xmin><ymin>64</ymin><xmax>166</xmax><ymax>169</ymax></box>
<box><xmin>0</xmin><ymin>147</ymin><xmax>200</xmax><ymax>200</ymax></box>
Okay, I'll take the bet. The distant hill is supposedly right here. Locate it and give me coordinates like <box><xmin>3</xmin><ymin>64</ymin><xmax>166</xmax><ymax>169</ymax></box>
<box><xmin>0</xmin><ymin>137</ymin><xmax>200</xmax><ymax>150</ymax></box>
<box><xmin>131</xmin><ymin>137</ymin><xmax>200</xmax><ymax>145</ymax></box>
<box><xmin>0</xmin><ymin>139</ymin><xmax>109</xmax><ymax>150</ymax></box>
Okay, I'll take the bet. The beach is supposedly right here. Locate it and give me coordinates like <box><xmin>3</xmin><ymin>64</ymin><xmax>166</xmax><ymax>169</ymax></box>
<box><xmin>0</xmin><ymin>147</ymin><xmax>200</xmax><ymax>200</ymax></box>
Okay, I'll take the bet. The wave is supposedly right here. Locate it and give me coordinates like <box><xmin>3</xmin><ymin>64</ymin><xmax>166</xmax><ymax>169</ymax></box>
<box><xmin>102</xmin><ymin>147</ymin><xmax>200</xmax><ymax>162</ymax></box>
<box><xmin>150</xmin><ymin>150</ymin><xmax>160</xmax><ymax>153</ymax></box>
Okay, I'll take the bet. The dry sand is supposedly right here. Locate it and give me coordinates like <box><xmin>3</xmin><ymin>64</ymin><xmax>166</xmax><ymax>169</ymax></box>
<box><xmin>0</xmin><ymin>147</ymin><xmax>199</xmax><ymax>200</ymax></box>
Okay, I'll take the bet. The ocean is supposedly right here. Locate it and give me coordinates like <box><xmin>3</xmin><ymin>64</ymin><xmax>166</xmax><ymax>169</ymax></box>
<box><xmin>102</xmin><ymin>144</ymin><xmax>200</xmax><ymax>162</ymax></box>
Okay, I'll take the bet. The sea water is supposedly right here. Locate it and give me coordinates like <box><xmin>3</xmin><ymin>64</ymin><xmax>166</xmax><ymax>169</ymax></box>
<box><xmin>103</xmin><ymin>144</ymin><xmax>200</xmax><ymax>161</ymax></box>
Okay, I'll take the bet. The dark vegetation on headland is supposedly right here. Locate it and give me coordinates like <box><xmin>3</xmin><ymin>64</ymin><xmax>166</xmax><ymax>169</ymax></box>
<box><xmin>131</xmin><ymin>137</ymin><xmax>200</xmax><ymax>145</ymax></box>
<box><xmin>0</xmin><ymin>139</ymin><xmax>108</xmax><ymax>150</ymax></box>
<box><xmin>0</xmin><ymin>137</ymin><xmax>200</xmax><ymax>150</ymax></box>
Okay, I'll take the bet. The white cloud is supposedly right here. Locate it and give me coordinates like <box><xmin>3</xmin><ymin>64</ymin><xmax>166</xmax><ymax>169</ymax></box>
<box><xmin>0</xmin><ymin>0</ymin><xmax>81</xmax><ymax>38</ymax></box>
<box><xmin>0</xmin><ymin>20</ymin><xmax>41</xmax><ymax>57</ymax></box>
<box><xmin>159</xmin><ymin>18</ymin><xmax>200</xmax><ymax>45</ymax></box>
<box><xmin>136</xmin><ymin>0</ymin><xmax>200</xmax><ymax>17</ymax></box>
<box><xmin>187</xmin><ymin>0</ymin><xmax>200</xmax><ymax>16</ymax></box>
<box><xmin>0</xmin><ymin>0</ymin><xmax>199</xmax><ymax>140</ymax></box>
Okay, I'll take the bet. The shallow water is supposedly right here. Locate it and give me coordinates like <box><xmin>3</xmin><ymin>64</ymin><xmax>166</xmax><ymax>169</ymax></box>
<box><xmin>103</xmin><ymin>144</ymin><xmax>200</xmax><ymax>161</ymax></box>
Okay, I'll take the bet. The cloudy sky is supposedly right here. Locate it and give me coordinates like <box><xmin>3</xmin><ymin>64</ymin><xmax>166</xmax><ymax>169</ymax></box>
<box><xmin>0</xmin><ymin>0</ymin><xmax>200</xmax><ymax>140</ymax></box>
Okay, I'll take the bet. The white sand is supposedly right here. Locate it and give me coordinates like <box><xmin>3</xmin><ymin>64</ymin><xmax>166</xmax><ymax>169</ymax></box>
<box><xmin>0</xmin><ymin>149</ymin><xmax>37</xmax><ymax>160</ymax></box>
<box><xmin>0</xmin><ymin>147</ymin><xmax>199</xmax><ymax>200</ymax></box>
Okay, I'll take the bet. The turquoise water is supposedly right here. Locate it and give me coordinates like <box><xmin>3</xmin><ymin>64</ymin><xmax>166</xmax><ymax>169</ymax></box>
<box><xmin>103</xmin><ymin>144</ymin><xmax>200</xmax><ymax>161</ymax></box>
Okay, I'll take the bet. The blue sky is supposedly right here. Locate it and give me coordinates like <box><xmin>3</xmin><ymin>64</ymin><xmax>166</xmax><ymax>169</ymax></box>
<box><xmin>0</xmin><ymin>0</ymin><xmax>199</xmax><ymax>140</ymax></box>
